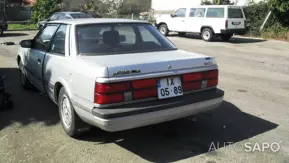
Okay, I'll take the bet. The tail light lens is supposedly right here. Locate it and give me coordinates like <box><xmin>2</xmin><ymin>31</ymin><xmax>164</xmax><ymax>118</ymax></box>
<box><xmin>183</xmin><ymin>82</ymin><xmax>202</xmax><ymax>92</ymax></box>
<box><xmin>203</xmin><ymin>70</ymin><xmax>218</xmax><ymax>79</ymax></box>
<box><xmin>95</xmin><ymin>82</ymin><xmax>131</xmax><ymax>93</ymax></box>
<box><xmin>94</xmin><ymin>93</ymin><xmax>124</xmax><ymax>105</ymax></box>
<box><xmin>183</xmin><ymin>72</ymin><xmax>202</xmax><ymax>82</ymax></box>
<box><xmin>225</xmin><ymin>20</ymin><xmax>228</xmax><ymax>29</ymax></box>
<box><xmin>132</xmin><ymin>79</ymin><xmax>157</xmax><ymax>89</ymax></box>
<box><xmin>133</xmin><ymin>89</ymin><xmax>157</xmax><ymax>100</ymax></box>
<box><xmin>207</xmin><ymin>79</ymin><xmax>218</xmax><ymax>87</ymax></box>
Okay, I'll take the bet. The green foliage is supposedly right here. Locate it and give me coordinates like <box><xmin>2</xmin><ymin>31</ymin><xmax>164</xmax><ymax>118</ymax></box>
<box><xmin>8</xmin><ymin>24</ymin><xmax>38</xmax><ymax>31</ymax></box>
<box><xmin>31</xmin><ymin>0</ymin><xmax>62</xmax><ymax>23</ymax></box>
<box><xmin>268</xmin><ymin>0</ymin><xmax>289</xmax><ymax>12</ymax></box>
<box><xmin>201</xmin><ymin>0</ymin><xmax>234</xmax><ymax>5</ymax></box>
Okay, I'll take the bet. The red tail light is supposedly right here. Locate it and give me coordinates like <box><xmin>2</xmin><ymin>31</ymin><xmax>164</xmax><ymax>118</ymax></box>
<box><xmin>183</xmin><ymin>72</ymin><xmax>202</xmax><ymax>82</ymax></box>
<box><xmin>95</xmin><ymin>93</ymin><xmax>124</xmax><ymax>105</ymax></box>
<box><xmin>132</xmin><ymin>79</ymin><xmax>157</xmax><ymax>89</ymax></box>
<box><xmin>95</xmin><ymin>82</ymin><xmax>131</xmax><ymax>93</ymax></box>
<box><xmin>183</xmin><ymin>82</ymin><xmax>202</xmax><ymax>92</ymax></box>
<box><xmin>133</xmin><ymin>89</ymin><xmax>157</xmax><ymax>100</ymax></box>
<box><xmin>225</xmin><ymin>20</ymin><xmax>228</xmax><ymax>29</ymax></box>
<box><xmin>207</xmin><ymin>79</ymin><xmax>218</xmax><ymax>87</ymax></box>
<box><xmin>203</xmin><ymin>70</ymin><xmax>218</xmax><ymax>79</ymax></box>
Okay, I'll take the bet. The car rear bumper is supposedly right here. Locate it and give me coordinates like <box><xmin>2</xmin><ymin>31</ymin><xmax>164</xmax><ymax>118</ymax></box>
<box><xmin>220</xmin><ymin>29</ymin><xmax>246</xmax><ymax>35</ymax></box>
<box><xmin>74</xmin><ymin>88</ymin><xmax>224</xmax><ymax>132</ymax></box>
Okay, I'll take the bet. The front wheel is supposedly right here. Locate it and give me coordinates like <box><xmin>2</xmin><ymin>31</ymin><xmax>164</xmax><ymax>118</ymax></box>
<box><xmin>201</xmin><ymin>28</ymin><xmax>214</xmax><ymax>42</ymax></box>
<box><xmin>19</xmin><ymin>61</ymin><xmax>33</xmax><ymax>90</ymax></box>
<box><xmin>220</xmin><ymin>34</ymin><xmax>232</xmax><ymax>41</ymax></box>
<box><xmin>158</xmin><ymin>24</ymin><xmax>169</xmax><ymax>36</ymax></box>
<box><xmin>58</xmin><ymin>87</ymin><xmax>88</xmax><ymax>138</ymax></box>
<box><xmin>0</xmin><ymin>28</ymin><xmax>3</xmax><ymax>36</ymax></box>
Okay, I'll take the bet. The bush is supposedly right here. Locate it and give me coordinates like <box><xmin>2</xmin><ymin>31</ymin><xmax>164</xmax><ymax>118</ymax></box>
<box><xmin>31</xmin><ymin>0</ymin><xmax>62</xmax><ymax>23</ymax></box>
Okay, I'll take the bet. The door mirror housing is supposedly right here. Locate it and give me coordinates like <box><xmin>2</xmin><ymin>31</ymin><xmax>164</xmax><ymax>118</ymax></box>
<box><xmin>171</xmin><ymin>13</ymin><xmax>176</xmax><ymax>17</ymax></box>
<box><xmin>20</xmin><ymin>40</ymin><xmax>33</xmax><ymax>48</ymax></box>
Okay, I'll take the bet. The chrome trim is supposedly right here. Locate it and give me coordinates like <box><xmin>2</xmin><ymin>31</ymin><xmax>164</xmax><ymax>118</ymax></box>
<box><xmin>96</xmin><ymin>65</ymin><xmax>218</xmax><ymax>83</ymax></box>
<box><xmin>94</xmin><ymin>87</ymin><xmax>217</xmax><ymax>109</ymax></box>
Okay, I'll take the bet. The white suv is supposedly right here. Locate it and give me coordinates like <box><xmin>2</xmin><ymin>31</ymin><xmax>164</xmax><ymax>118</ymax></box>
<box><xmin>155</xmin><ymin>5</ymin><xmax>247</xmax><ymax>41</ymax></box>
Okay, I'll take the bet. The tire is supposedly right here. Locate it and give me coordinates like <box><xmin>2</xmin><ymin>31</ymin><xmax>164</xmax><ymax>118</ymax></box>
<box><xmin>19</xmin><ymin>61</ymin><xmax>33</xmax><ymax>90</ymax></box>
<box><xmin>0</xmin><ymin>28</ymin><xmax>3</xmax><ymax>36</ymax></box>
<box><xmin>201</xmin><ymin>28</ymin><xmax>214</xmax><ymax>42</ymax></box>
<box><xmin>220</xmin><ymin>34</ymin><xmax>232</xmax><ymax>41</ymax></box>
<box><xmin>178</xmin><ymin>32</ymin><xmax>186</xmax><ymax>37</ymax></box>
<box><xmin>58</xmin><ymin>87</ymin><xmax>88</xmax><ymax>138</ymax></box>
<box><xmin>158</xmin><ymin>24</ymin><xmax>169</xmax><ymax>36</ymax></box>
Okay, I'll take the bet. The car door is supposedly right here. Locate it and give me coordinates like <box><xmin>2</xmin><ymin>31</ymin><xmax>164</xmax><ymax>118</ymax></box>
<box><xmin>185</xmin><ymin>8</ymin><xmax>206</xmax><ymax>33</ymax></box>
<box><xmin>168</xmin><ymin>8</ymin><xmax>187</xmax><ymax>32</ymax></box>
<box><xmin>43</xmin><ymin>24</ymin><xmax>70</xmax><ymax>101</ymax></box>
<box><xmin>27</xmin><ymin>24</ymin><xmax>59</xmax><ymax>92</ymax></box>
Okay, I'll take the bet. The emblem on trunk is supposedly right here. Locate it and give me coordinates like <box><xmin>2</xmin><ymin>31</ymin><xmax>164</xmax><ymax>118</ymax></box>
<box><xmin>168</xmin><ymin>65</ymin><xmax>172</xmax><ymax>69</ymax></box>
<box><xmin>112</xmin><ymin>70</ymin><xmax>141</xmax><ymax>76</ymax></box>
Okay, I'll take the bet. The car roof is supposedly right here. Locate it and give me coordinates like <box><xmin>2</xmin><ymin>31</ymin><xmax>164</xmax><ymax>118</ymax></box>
<box><xmin>48</xmin><ymin>18</ymin><xmax>149</xmax><ymax>25</ymax></box>
<box><xmin>186</xmin><ymin>5</ymin><xmax>242</xmax><ymax>8</ymax></box>
<box><xmin>54</xmin><ymin>12</ymin><xmax>86</xmax><ymax>15</ymax></box>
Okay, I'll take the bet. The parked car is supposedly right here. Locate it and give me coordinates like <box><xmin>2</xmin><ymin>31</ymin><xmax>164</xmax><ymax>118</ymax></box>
<box><xmin>17</xmin><ymin>18</ymin><xmax>224</xmax><ymax>137</ymax></box>
<box><xmin>37</xmin><ymin>12</ymin><xmax>93</xmax><ymax>29</ymax></box>
<box><xmin>155</xmin><ymin>5</ymin><xmax>247</xmax><ymax>41</ymax></box>
<box><xmin>0</xmin><ymin>15</ymin><xmax>8</xmax><ymax>36</ymax></box>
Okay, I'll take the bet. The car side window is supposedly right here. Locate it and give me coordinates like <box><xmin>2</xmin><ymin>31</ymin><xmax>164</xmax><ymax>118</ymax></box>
<box><xmin>189</xmin><ymin>8</ymin><xmax>197</xmax><ymax>17</ymax></box>
<box><xmin>206</xmin><ymin>8</ymin><xmax>225</xmax><ymax>18</ymax></box>
<box><xmin>58</xmin><ymin>14</ymin><xmax>66</xmax><ymax>20</ymax></box>
<box><xmin>114</xmin><ymin>25</ymin><xmax>136</xmax><ymax>44</ymax></box>
<box><xmin>32</xmin><ymin>24</ymin><xmax>59</xmax><ymax>51</ymax></box>
<box><xmin>174</xmin><ymin>8</ymin><xmax>187</xmax><ymax>17</ymax></box>
<box><xmin>193</xmin><ymin>8</ymin><xmax>206</xmax><ymax>18</ymax></box>
<box><xmin>49</xmin><ymin>25</ymin><xmax>68</xmax><ymax>55</ymax></box>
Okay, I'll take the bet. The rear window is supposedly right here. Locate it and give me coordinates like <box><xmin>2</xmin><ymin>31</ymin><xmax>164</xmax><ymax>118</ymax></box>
<box><xmin>228</xmin><ymin>8</ymin><xmax>244</xmax><ymax>18</ymax></box>
<box><xmin>70</xmin><ymin>13</ymin><xmax>92</xmax><ymax>19</ymax></box>
<box><xmin>206</xmin><ymin>8</ymin><xmax>224</xmax><ymax>18</ymax></box>
<box><xmin>76</xmin><ymin>23</ymin><xmax>177</xmax><ymax>55</ymax></box>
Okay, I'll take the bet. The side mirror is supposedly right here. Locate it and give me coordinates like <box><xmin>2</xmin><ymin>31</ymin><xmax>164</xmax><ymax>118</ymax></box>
<box><xmin>171</xmin><ymin>14</ymin><xmax>176</xmax><ymax>17</ymax></box>
<box><xmin>20</xmin><ymin>40</ymin><xmax>33</xmax><ymax>48</ymax></box>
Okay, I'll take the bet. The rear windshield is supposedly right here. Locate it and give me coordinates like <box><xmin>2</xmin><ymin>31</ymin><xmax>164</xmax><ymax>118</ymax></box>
<box><xmin>76</xmin><ymin>23</ymin><xmax>177</xmax><ymax>55</ymax></box>
<box><xmin>70</xmin><ymin>13</ymin><xmax>92</xmax><ymax>19</ymax></box>
<box><xmin>228</xmin><ymin>8</ymin><xmax>244</xmax><ymax>18</ymax></box>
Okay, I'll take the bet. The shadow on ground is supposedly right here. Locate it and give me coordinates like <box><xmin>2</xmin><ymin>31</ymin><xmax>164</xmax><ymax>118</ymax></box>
<box><xmin>0</xmin><ymin>68</ymin><xmax>59</xmax><ymax>130</ymax></box>
<box><xmin>0</xmin><ymin>68</ymin><xmax>278</xmax><ymax>162</ymax></box>
<box><xmin>169</xmin><ymin>33</ymin><xmax>266</xmax><ymax>44</ymax></box>
<box><xmin>79</xmin><ymin>99</ymin><xmax>278</xmax><ymax>162</ymax></box>
<box><xmin>1</xmin><ymin>33</ymin><xmax>28</xmax><ymax>37</ymax></box>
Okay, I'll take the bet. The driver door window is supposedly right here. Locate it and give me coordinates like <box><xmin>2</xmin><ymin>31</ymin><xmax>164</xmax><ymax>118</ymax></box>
<box><xmin>33</xmin><ymin>24</ymin><xmax>59</xmax><ymax>51</ymax></box>
<box><xmin>49</xmin><ymin>14</ymin><xmax>59</xmax><ymax>21</ymax></box>
<box><xmin>169</xmin><ymin>8</ymin><xmax>187</xmax><ymax>32</ymax></box>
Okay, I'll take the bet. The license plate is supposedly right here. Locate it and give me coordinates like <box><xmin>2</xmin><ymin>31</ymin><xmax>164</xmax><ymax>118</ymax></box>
<box><xmin>157</xmin><ymin>76</ymin><xmax>183</xmax><ymax>99</ymax></box>
<box><xmin>232</xmin><ymin>21</ymin><xmax>241</xmax><ymax>25</ymax></box>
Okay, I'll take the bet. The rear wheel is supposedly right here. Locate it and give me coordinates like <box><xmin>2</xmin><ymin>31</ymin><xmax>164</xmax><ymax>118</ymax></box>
<box><xmin>201</xmin><ymin>28</ymin><xmax>214</xmax><ymax>42</ymax></box>
<box><xmin>58</xmin><ymin>87</ymin><xmax>88</xmax><ymax>138</ymax></box>
<box><xmin>220</xmin><ymin>34</ymin><xmax>232</xmax><ymax>41</ymax></box>
<box><xmin>158</xmin><ymin>24</ymin><xmax>169</xmax><ymax>36</ymax></box>
<box><xmin>178</xmin><ymin>32</ymin><xmax>186</xmax><ymax>37</ymax></box>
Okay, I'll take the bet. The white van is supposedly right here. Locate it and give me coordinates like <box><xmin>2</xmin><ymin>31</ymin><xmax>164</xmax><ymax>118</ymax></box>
<box><xmin>155</xmin><ymin>5</ymin><xmax>247</xmax><ymax>41</ymax></box>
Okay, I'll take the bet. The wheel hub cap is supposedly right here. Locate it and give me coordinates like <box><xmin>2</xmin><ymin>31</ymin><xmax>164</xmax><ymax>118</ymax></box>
<box><xmin>203</xmin><ymin>31</ymin><xmax>210</xmax><ymax>40</ymax></box>
<box><xmin>160</xmin><ymin>27</ymin><xmax>166</xmax><ymax>34</ymax></box>
<box><xmin>61</xmin><ymin>96</ymin><xmax>72</xmax><ymax>129</ymax></box>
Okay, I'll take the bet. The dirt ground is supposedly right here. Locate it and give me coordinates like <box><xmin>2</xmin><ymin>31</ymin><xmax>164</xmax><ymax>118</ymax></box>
<box><xmin>0</xmin><ymin>31</ymin><xmax>288</xmax><ymax>163</ymax></box>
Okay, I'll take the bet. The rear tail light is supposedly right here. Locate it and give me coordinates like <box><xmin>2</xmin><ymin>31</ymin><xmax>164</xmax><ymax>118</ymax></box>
<box><xmin>225</xmin><ymin>20</ymin><xmax>228</xmax><ymax>29</ymax></box>
<box><xmin>94</xmin><ymin>69</ymin><xmax>219</xmax><ymax>105</ymax></box>
<box><xmin>95</xmin><ymin>82</ymin><xmax>131</xmax><ymax>93</ymax></box>
<box><xmin>132</xmin><ymin>79</ymin><xmax>157</xmax><ymax>89</ymax></box>
<box><xmin>94</xmin><ymin>93</ymin><xmax>124</xmax><ymax>105</ymax></box>
<box><xmin>133</xmin><ymin>89</ymin><xmax>157</xmax><ymax>100</ymax></box>
<box><xmin>183</xmin><ymin>72</ymin><xmax>202</xmax><ymax>82</ymax></box>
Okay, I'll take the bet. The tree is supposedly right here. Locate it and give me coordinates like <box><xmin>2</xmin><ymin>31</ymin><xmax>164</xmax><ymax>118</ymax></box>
<box><xmin>31</xmin><ymin>0</ymin><xmax>62</xmax><ymax>23</ymax></box>
<box><xmin>201</xmin><ymin>0</ymin><xmax>235</xmax><ymax>5</ymax></box>
<box><xmin>268</xmin><ymin>0</ymin><xmax>289</xmax><ymax>12</ymax></box>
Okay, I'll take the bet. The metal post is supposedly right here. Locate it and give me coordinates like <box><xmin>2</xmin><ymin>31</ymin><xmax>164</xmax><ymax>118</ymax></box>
<box><xmin>260</xmin><ymin>11</ymin><xmax>272</xmax><ymax>31</ymax></box>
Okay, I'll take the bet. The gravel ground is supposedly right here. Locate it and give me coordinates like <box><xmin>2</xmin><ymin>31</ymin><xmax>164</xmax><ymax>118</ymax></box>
<box><xmin>0</xmin><ymin>31</ymin><xmax>288</xmax><ymax>163</ymax></box>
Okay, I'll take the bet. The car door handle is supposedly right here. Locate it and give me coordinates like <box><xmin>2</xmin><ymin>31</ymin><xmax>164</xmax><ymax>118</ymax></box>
<box><xmin>37</xmin><ymin>58</ymin><xmax>41</xmax><ymax>64</ymax></box>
